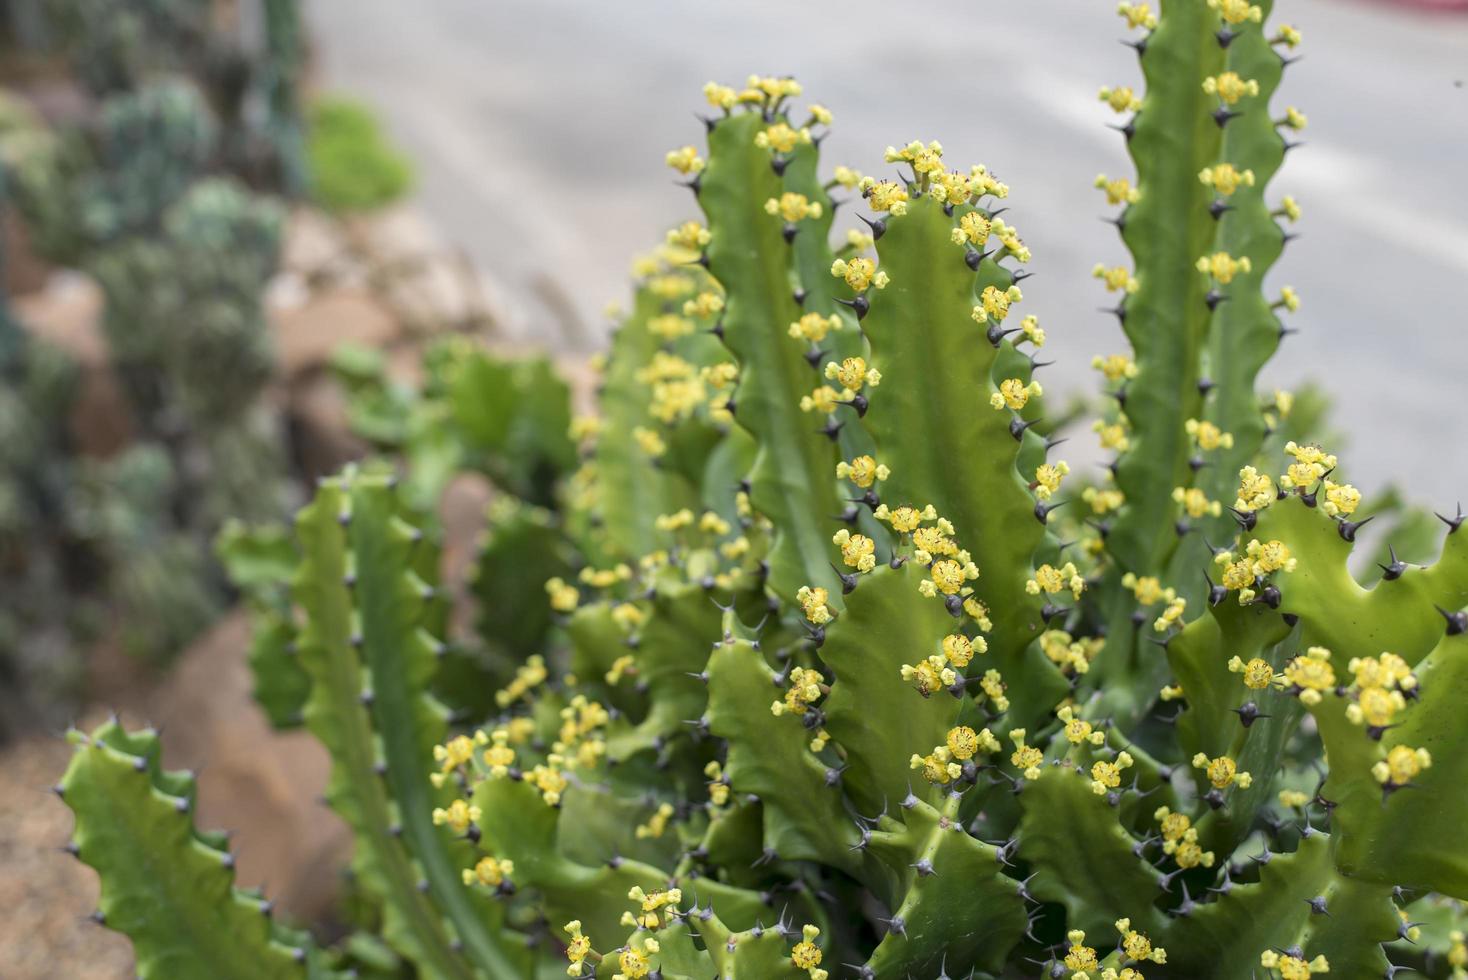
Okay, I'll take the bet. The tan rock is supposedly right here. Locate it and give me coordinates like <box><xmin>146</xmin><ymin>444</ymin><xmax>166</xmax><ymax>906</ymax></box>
<box><xmin>12</xmin><ymin>272</ymin><xmax>133</xmax><ymax>456</ymax></box>
<box><xmin>3</xmin><ymin>209</ymin><xmax>51</xmax><ymax>297</ymax></box>
<box><xmin>270</xmin><ymin>287</ymin><xmax>400</xmax><ymax>379</ymax></box>
<box><xmin>288</xmin><ymin>369</ymin><xmax>370</xmax><ymax>481</ymax></box>
<box><xmin>144</xmin><ymin>611</ymin><xmax>350</xmax><ymax>922</ymax></box>
<box><xmin>12</xmin><ymin>271</ymin><xmax>105</xmax><ymax>366</ymax></box>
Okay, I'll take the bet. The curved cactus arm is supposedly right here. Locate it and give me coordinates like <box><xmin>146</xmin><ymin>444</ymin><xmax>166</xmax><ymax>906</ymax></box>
<box><xmin>1193</xmin><ymin>4</ymin><xmax>1290</xmax><ymax>535</ymax></box>
<box><xmin>245</xmin><ymin>610</ymin><xmax>309</xmax><ymax>728</ymax></box>
<box><xmin>589</xmin><ymin>273</ymin><xmax>710</xmax><ymax>563</ymax></box>
<box><xmin>470</xmin><ymin>497</ymin><xmax>573</xmax><ymax>665</ymax></box>
<box><xmin>1327</xmin><ymin>629</ymin><xmax>1468</xmax><ymax>897</ymax></box>
<box><xmin>860</xmin><ymin>793</ymin><xmax>1027</xmax><ymax>978</ymax></box>
<box><xmin>440</xmin><ymin>349</ymin><xmax>576</xmax><ymax>507</ymax></box>
<box><xmin>216</xmin><ymin>520</ymin><xmax>309</xmax><ymax>729</ymax></box>
<box><xmin>1102</xmin><ymin>3</ymin><xmax>1226</xmax><ymax>575</ymax></box>
<box><xmin>58</xmin><ymin>720</ymin><xmax>329</xmax><ymax>980</ymax></box>
<box><xmin>1160</xmin><ymin>832</ymin><xmax>1396</xmax><ymax>979</ymax></box>
<box><xmin>473</xmin><ymin>775</ymin><xmax>661</xmax><ymax>944</ymax></box>
<box><xmin>1259</xmin><ymin>497</ymin><xmax>1467</xmax><ymax>666</ymax></box>
<box><xmin>1166</xmin><ymin>599</ymin><xmax>1291</xmax><ymax>761</ymax></box>
<box><xmin>854</xmin><ymin>194</ymin><xmax>1055</xmax><ymax>673</ymax></box>
<box><xmin>818</xmin><ymin>561</ymin><xmax>966</xmax><ymax>814</ymax></box>
<box><xmin>697</xmin><ymin>108</ymin><xmax>845</xmax><ymax>604</ymax></box>
<box><xmin>1164</xmin><ymin>601</ymin><xmax>1306</xmax><ymax>848</ymax></box>
<box><xmin>604</xmin><ymin>583</ymin><xmax>723</xmax><ymax>762</ymax></box>
<box><xmin>1017</xmin><ymin>766</ymin><xmax>1167</xmax><ymax>940</ymax></box>
<box><xmin>705</xmin><ymin>630</ymin><xmax>864</xmax><ymax>876</ymax></box>
<box><xmin>472</xmin><ymin>776</ymin><xmax>776</xmax><ymax>946</ymax></box>
<box><xmin>293</xmin><ymin>474</ymin><xmax>521</xmax><ymax>980</ymax></box>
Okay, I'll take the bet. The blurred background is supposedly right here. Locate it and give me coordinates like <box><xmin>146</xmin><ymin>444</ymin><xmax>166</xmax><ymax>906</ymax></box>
<box><xmin>1</xmin><ymin>0</ymin><xmax>1465</xmax><ymax>976</ymax></box>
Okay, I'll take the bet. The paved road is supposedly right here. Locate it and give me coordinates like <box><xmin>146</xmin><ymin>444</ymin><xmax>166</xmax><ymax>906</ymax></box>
<box><xmin>308</xmin><ymin>0</ymin><xmax>1468</xmax><ymax>503</ymax></box>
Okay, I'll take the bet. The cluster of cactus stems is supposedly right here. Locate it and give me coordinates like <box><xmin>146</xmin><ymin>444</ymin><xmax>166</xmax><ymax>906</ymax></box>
<box><xmin>58</xmin><ymin>2</ymin><xmax>1468</xmax><ymax>978</ymax></box>
<box><xmin>1</xmin><ymin>0</ymin><xmax>306</xmax><ymax>681</ymax></box>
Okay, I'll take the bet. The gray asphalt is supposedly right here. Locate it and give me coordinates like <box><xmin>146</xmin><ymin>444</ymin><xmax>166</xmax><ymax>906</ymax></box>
<box><xmin>308</xmin><ymin>0</ymin><xmax>1468</xmax><ymax>504</ymax></box>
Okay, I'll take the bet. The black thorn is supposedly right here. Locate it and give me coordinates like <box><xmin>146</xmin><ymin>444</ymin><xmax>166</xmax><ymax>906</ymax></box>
<box><xmin>1212</xmin><ymin>107</ymin><xmax>1240</xmax><ymax>128</ymax></box>
<box><xmin>988</xmin><ymin>324</ymin><xmax>1020</xmax><ymax>347</ymax></box>
<box><xmin>1338</xmin><ymin>514</ymin><xmax>1375</xmax><ymax>542</ymax></box>
<box><xmin>1009</xmin><ymin>416</ymin><xmax>1039</xmax><ymax>442</ymax></box>
<box><xmin>1437</xmin><ymin>605</ymin><xmax>1468</xmax><ymax>636</ymax></box>
<box><xmin>1228</xmin><ymin>507</ymin><xmax>1258</xmax><ymax>532</ymax></box>
<box><xmin>1233</xmin><ymin>701</ymin><xmax>1269</xmax><ymax>728</ymax></box>
<box><xmin>1379</xmin><ymin>545</ymin><xmax>1408</xmax><ymax>581</ymax></box>
<box><xmin>857</xmin><ymin>214</ymin><xmax>887</xmax><ymax>240</ymax></box>
<box><xmin>1437</xmin><ymin>503</ymin><xmax>1466</xmax><ymax>533</ymax></box>
<box><xmin>835</xmin><ymin>295</ymin><xmax>870</xmax><ymax>320</ymax></box>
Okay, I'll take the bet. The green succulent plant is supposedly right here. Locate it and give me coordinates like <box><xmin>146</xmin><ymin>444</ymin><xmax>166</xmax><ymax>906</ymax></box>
<box><xmin>57</xmin><ymin>2</ymin><xmax>1468</xmax><ymax>978</ymax></box>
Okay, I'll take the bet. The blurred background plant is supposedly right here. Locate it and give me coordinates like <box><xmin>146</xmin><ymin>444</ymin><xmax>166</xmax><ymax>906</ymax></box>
<box><xmin>0</xmin><ymin>0</ymin><xmax>310</xmax><ymax>739</ymax></box>
<box><xmin>307</xmin><ymin>96</ymin><xmax>413</xmax><ymax>214</ymax></box>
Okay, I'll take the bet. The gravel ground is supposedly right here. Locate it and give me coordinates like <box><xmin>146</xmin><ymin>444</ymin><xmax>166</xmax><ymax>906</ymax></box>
<box><xmin>0</xmin><ymin>731</ymin><xmax>135</xmax><ymax>979</ymax></box>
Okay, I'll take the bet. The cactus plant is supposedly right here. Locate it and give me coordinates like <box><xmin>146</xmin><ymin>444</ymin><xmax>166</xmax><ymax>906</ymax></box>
<box><xmin>57</xmin><ymin>3</ymin><xmax>1468</xmax><ymax>978</ymax></box>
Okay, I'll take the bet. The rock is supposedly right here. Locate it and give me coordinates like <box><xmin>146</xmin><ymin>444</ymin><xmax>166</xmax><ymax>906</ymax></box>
<box><xmin>0</xmin><ymin>734</ymin><xmax>136</xmax><ymax>980</ymax></box>
<box><xmin>144</xmin><ymin>611</ymin><xmax>351</xmax><ymax>922</ymax></box>
<box><xmin>279</xmin><ymin>206</ymin><xmax>353</xmax><ymax>279</ymax></box>
<box><xmin>269</xmin><ymin>287</ymin><xmax>400</xmax><ymax>379</ymax></box>
<box><xmin>3</xmin><ymin>209</ymin><xmax>51</xmax><ymax>297</ymax></box>
<box><xmin>12</xmin><ymin>272</ymin><xmax>133</xmax><ymax>456</ymax></box>
<box><xmin>287</xmin><ymin>369</ymin><xmax>370</xmax><ymax>481</ymax></box>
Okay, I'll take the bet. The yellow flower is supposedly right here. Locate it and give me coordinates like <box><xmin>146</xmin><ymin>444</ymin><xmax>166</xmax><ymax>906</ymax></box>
<box><xmin>764</xmin><ymin>192</ymin><xmax>823</xmax><ymax>223</ymax></box>
<box><xmin>1172</xmin><ymin>486</ymin><xmax>1221</xmax><ymax>519</ymax></box>
<box><xmin>754</xmin><ymin>121</ymin><xmax>811</xmax><ymax>153</ymax></box>
<box><xmin>1092</xmin><ymin>353</ymin><xmax>1138</xmax><ymax>382</ymax></box>
<box><xmin>1094</xmin><ymin>173</ymin><xmax>1141</xmax><ymax>205</ymax></box>
<box><xmin>1116</xmin><ymin>2</ymin><xmax>1157</xmax><ymax>29</ymax></box>
<box><xmin>1033</xmin><ymin>461</ymin><xmax>1070</xmax><ymax>500</ymax></box>
<box><xmin>1373</xmin><ymin>745</ymin><xmax>1432</xmax><ymax>786</ymax></box>
<box><xmin>990</xmin><ymin>377</ymin><xmax>1042</xmax><ymax>411</ymax></box>
<box><xmin>796</xmin><ymin>586</ymin><xmax>832</xmax><ymax>625</ymax></box>
<box><xmin>1192</xmin><ymin>752</ymin><xmax>1251</xmax><ymax>790</ymax></box>
<box><xmin>1098</xmin><ymin>85</ymin><xmax>1142</xmax><ymax>113</ymax></box>
<box><xmin>832</xmin><ymin>529</ymin><xmax>877</xmax><ymax>573</ymax></box>
<box><xmin>1202</xmin><ymin>72</ymin><xmax>1260</xmax><ymax>105</ymax></box>
<box><xmin>1208</xmin><ymin>0</ymin><xmax>1263</xmax><ymax>24</ymax></box>
<box><xmin>1009</xmin><ymin>729</ymin><xmax>1044</xmax><ymax>780</ymax></box>
<box><xmin>972</xmin><ymin>284</ymin><xmax>1023</xmax><ymax>323</ymax></box>
<box><xmin>664</xmin><ymin>145</ymin><xmax>705</xmax><ymax>175</ymax></box>
<box><xmin>1093</xmin><ymin>263</ymin><xmax>1139</xmax><ymax>294</ymax></box>
<box><xmin>864</xmin><ymin>179</ymin><xmax>910</xmax><ymax>215</ymax></box>
<box><xmin>1198</xmin><ymin>162</ymin><xmax>1256</xmax><ymax>196</ymax></box>
<box><xmin>836</xmin><ymin>455</ymin><xmax>890</xmax><ymax>488</ymax></box>
<box><xmin>1228</xmin><ymin>656</ymin><xmax>1276</xmax><ymax>690</ymax></box>
<box><xmin>789</xmin><ymin>312</ymin><xmax>842</xmax><ymax>343</ymax></box>
<box><xmin>1196</xmin><ymin>251</ymin><xmax>1252</xmax><ymax>284</ymax></box>
<box><xmin>830</xmin><ymin>257</ymin><xmax>888</xmax><ymax>292</ymax></box>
